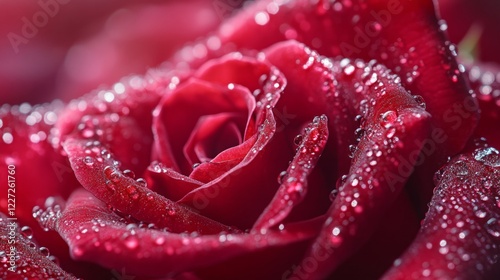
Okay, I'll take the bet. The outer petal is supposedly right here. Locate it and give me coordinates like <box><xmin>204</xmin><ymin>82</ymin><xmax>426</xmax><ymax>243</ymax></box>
<box><xmin>52</xmin><ymin>189</ymin><xmax>320</xmax><ymax>277</ymax></box>
<box><xmin>152</xmin><ymin>79</ymin><xmax>255</xmax><ymax>174</ymax></box>
<box><xmin>291</xmin><ymin>59</ymin><xmax>432</xmax><ymax>279</ymax></box>
<box><xmin>253</xmin><ymin>115</ymin><xmax>329</xmax><ymax>230</ymax></box>
<box><xmin>56</xmin><ymin>69</ymin><xmax>184</xmax><ymax>175</ymax></box>
<box><xmin>383</xmin><ymin>148</ymin><xmax>500</xmax><ymax>279</ymax></box>
<box><xmin>0</xmin><ymin>103</ymin><xmax>108</xmax><ymax>279</ymax></box>
<box><xmin>62</xmin><ymin>137</ymin><xmax>234</xmax><ymax>235</ymax></box>
<box><xmin>467</xmin><ymin>63</ymin><xmax>500</xmax><ymax>149</ymax></box>
<box><xmin>0</xmin><ymin>214</ymin><xmax>78</xmax><ymax>279</ymax></box>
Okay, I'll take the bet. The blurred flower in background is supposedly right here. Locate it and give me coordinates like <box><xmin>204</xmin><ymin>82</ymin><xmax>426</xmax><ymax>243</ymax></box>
<box><xmin>0</xmin><ymin>0</ymin><xmax>246</xmax><ymax>105</ymax></box>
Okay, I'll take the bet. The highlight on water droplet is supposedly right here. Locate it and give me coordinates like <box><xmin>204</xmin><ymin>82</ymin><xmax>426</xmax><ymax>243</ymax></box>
<box><xmin>379</xmin><ymin>110</ymin><xmax>398</xmax><ymax>128</ymax></box>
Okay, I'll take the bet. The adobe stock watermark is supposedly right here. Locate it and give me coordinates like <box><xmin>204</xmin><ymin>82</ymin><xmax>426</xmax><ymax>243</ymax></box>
<box><xmin>192</xmin><ymin>166</ymin><xmax>242</xmax><ymax>210</ymax></box>
<box><xmin>340</xmin><ymin>0</ymin><xmax>407</xmax><ymax>56</ymax></box>
<box><xmin>7</xmin><ymin>0</ymin><xmax>72</xmax><ymax>54</ymax></box>
<box><xmin>281</xmin><ymin>92</ymin><xmax>479</xmax><ymax>280</ymax></box>
<box><xmin>274</xmin><ymin>106</ymin><xmax>297</xmax><ymax>132</ymax></box>
<box><xmin>212</xmin><ymin>0</ymin><xmax>245</xmax><ymax>20</ymax></box>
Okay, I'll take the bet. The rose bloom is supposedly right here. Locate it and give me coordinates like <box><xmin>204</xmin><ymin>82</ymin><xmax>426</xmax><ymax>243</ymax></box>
<box><xmin>1</xmin><ymin>0</ymin><xmax>500</xmax><ymax>279</ymax></box>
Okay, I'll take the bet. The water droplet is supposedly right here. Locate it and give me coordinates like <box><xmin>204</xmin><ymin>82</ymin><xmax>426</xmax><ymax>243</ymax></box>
<box><xmin>21</xmin><ymin>226</ymin><xmax>33</xmax><ymax>239</ymax></box>
<box><xmin>294</xmin><ymin>135</ymin><xmax>303</xmax><ymax>146</ymax></box>
<box><xmin>486</xmin><ymin>218</ymin><xmax>500</xmax><ymax>238</ymax></box>
<box><xmin>286</xmin><ymin>182</ymin><xmax>304</xmax><ymax>201</ymax></box>
<box><xmin>277</xmin><ymin>171</ymin><xmax>288</xmax><ymax>184</ymax></box>
<box><xmin>329</xmin><ymin>189</ymin><xmax>339</xmax><ymax>201</ymax></box>
<box><xmin>475</xmin><ymin>208</ymin><xmax>487</xmax><ymax>219</ymax></box>
<box><xmin>155</xmin><ymin>237</ymin><xmax>165</xmax><ymax>245</ymax></box>
<box><xmin>385</xmin><ymin>127</ymin><xmax>396</xmax><ymax>138</ymax></box>
<box><xmin>126</xmin><ymin>186</ymin><xmax>139</xmax><ymax>200</ymax></box>
<box><xmin>344</xmin><ymin>65</ymin><xmax>355</xmax><ymax>75</ymax></box>
<box><xmin>474</xmin><ymin>147</ymin><xmax>500</xmax><ymax>167</ymax></box>
<box><xmin>83</xmin><ymin>156</ymin><xmax>94</xmax><ymax>166</ymax></box>
<box><xmin>354</xmin><ymin>128</ymin><xmax>365</xmax><ymax>141</ymax></box>
<box><xmin>330</xmin><ymin>235</ymin><xmax>343</xmax><ymax>247</ymax></box>
<box><xmin>39</xmin><ymin>247</ymin><xmax>50</xmax><ymax>257</ymax></box>
<box><xmin>349</xmin><ymin>144</ymin><xmax>357</xmax><ymax>158</ymax></box>
<box><xmin>166</xmin><ymin>207</ymin><xmax>177</xmax><ymax>216</ymax></box>
<box><xmin>48</xmin><ymin>255</ymin><xmax>59</xmax><ymax>265</ymax></box>
<box><xmin>454</xmin><ymin>160</ymin><xmax>469</xmax><ymax>176</ymax></box>
<box><xmin>380</xmin><ymin>111</ymin><xmax>398</xmax><ymax>128</ymax></box>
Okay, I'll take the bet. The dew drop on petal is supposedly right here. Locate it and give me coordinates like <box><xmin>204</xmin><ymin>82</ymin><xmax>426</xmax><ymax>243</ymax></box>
<box><xmin>385</xmin><ymin>127</ymin><xmax>396</xmax><ymax>138</ymax></box>
<box><xmin>83</xmin><ymin>156</ymin><xmax>94</xmax><ymax>166</ymax></box>
<box><xmin>126</xmin><ymin>185</ymin><xmax>139</xmax><ymax>200</ymax></box>
<box><xmin>124</xmin><ymin>235</ymin><xmax>139</xmax><ymax>250</ymax></box>
<box><xmin>380</xmin><ymin>110</ymin><xmax>398</xmax><ymax>128</ymax></box>
<box><xmin>123</xmin><ymin>169</ymin><xmax>135</xmax><ymax>179</ymax></box>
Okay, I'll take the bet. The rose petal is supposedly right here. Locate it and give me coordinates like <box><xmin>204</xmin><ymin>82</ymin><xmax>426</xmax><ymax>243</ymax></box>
<box><xmin>152</xmin><ymin>79</ymin><xmax>255</xmax><ymax>174</ymax></box>
<box><xmin>382</xmin><ymin>148</ymin><xmax>500</xmax><ymax>279</ymax></box>
<box><xmin>0</xmin><ymin>102</ymin><xmax>109</xmax><ymax>278</ymax></box>
<box><xmin>53</xmin><ymin>189</ymin><xmax>320</xmax><ymax>277</ymax></box>
<box><xmin>254</xmin><ymin>115</ymin><xmax>329</xmax><ymax>230</ymax></box>
<box><xmin>331</xmin><ymin>191</ymin><xmax>420</xmax><ymax>279</ymax></box>
<box><xmin>56</xmin><ymin>69</ymin><xmax>184</xmax><ymax>175</ymax></box>
<box><xmin>292</xmin><ymin>59</ymin><xmax>432</xmax><ymax>279</ymax></box>
<box><xmin>0</xmin><ymin>102</ymin><xmax>77</xmax><ymax>225</ymax></box>
<box><xmin>0</xmin><ymin>214</ymin><xmax>78</xmax><ymax>279</ymax></box>
<box><xmin>62</xmin><ymin>137</ymin><xmax>234</xmax><ymax>235</ymax></box>
<box><xmin>146</xmin><ymin>164</ymin><xmax>203</xmax><ymax>201</ymax></box>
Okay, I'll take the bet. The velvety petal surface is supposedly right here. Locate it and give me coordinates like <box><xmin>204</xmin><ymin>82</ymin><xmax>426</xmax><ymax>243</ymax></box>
<box><xmin>62</xmin><ymin>137</ymin><xmax>234</xmax><ymax>235</ymax></box>
<box><xmin>253</xmin><ymin>115</ymin><xmax>329</xmax><ymax>230</ymax></box>
<box><xmin>292</xmin><ymin>58</ymin><xmax>432</xmax><ymax>279</ymax></box>
<box><xmin>383</xmin><ymin>148</ymin><xmax>500</xmax><ymax>279</ymax></box>
<box><xmin>52</xmin><ymin>189</ymin><xmax>320</xmax><ymax>277</ymax></box>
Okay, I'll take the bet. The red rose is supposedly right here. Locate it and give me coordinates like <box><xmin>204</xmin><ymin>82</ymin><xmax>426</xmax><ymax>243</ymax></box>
<box><xmin>1</xmin><ymin>0</ymin><xmax>500</xmax><ymax>279</ymax></box>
